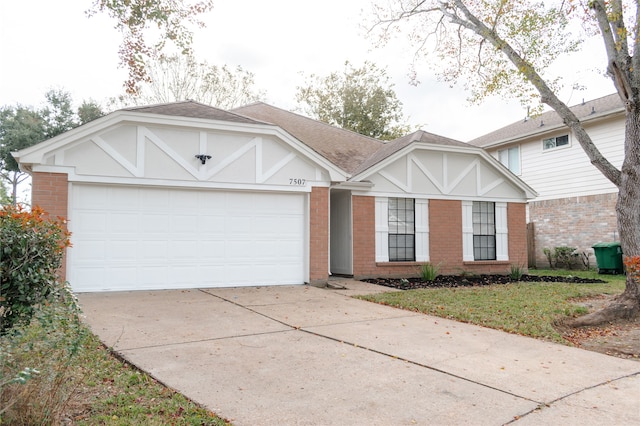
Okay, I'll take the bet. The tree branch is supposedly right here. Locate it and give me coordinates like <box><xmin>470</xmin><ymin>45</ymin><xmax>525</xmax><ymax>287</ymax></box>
<box><xmin>590</xmin><ymin>0</ymin><xmax>634</xmax><ymax>104</ymax></box>
<box><xmin>448</xmin><ymin>0</ymin><xmax>622</xmax><ymax>187</ymax></box>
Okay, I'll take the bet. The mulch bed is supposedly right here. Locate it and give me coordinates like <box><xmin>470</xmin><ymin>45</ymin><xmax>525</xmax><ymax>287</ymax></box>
<box><xmin>361</xmin><ymin>274</ymin><xmax>606</xmax><ymax>290</ymax></box>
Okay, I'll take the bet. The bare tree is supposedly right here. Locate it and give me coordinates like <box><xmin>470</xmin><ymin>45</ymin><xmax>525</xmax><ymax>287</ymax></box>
<box><xmin>115</xmin><ymin>54</ymin><xmax>265</xmax><ymax>109</ymax></box>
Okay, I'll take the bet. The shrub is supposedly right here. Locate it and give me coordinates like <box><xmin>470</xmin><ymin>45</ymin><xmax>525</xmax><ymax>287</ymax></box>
<box><xmin>0</xmin><ymin>284</ymin><xmax>88</xmax><ymax>424</ymax></box>
<box><xmin>554</xmin><ymin>246</ymin><xmax>578</xmax><ymax>269</ymax></box>
<box><xmin>509</xmin><ymin>264</ymin><xmax>525</xmax><ymax>281</ymax></box>
<box><xmin>542</xmin><ymin>246</ymin><xmax>578</xmax><ymax>269</ymax></box>
<box><xmin>624</xmin><ymin>255</ymin><xmax>640</xmax><ymax>283</ymax></box>
<box><xmin>0</xmin><ymin>205</ymin><xmax>70</xmax><ymax>334</ymax></box>
<box><xmin>419</xmin><ymin>262</ymin><xmax>440</xmax><ymax>281</ymax></box>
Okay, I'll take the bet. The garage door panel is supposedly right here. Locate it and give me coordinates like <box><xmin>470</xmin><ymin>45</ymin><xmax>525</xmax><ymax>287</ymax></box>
<box><xmin>109</xmin><ymin>187</ymin><xmax>140</xmax><ymax>209</ymax></box>
<box><xmin>69</xmin><ymin>185</ymin><xmax>307</xmax><ymax>291</ymax></box>
<box><xmin>75</xmin><ymin>211</ymin><xmax>107</xmax><ymax>233</ymax></box>
<box><xmin>140</xmin><ymin>241</ymin><xmax>167</xmax><ymax>259</ymax></box>
<box><xmin>108</xmin><ymin>240</ymin><xmax>138</xmax><ymax>259</ymax></box>
<box><xmin>141</xmin><ymin>214</ymin><xmax>170</xmax><ymax>232</ymax></box>
<box><xmin>74</xmin><ymin>241</ymin><xmax>106</xmax><ymax>260</ymax></box>
<box><xmin>110</xmin><ymin>213</ymin><xmax>139</xmax><ymax>233</ymax></box>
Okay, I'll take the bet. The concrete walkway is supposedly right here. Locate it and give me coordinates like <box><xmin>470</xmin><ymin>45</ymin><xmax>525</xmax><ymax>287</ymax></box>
<box><xmin>77</xmin><ymin>280</ymin><xmax>640</xmax><ymax>426</ymax></box>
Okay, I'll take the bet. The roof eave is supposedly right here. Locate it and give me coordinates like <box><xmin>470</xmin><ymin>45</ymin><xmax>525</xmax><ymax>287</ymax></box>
<box><xmin>478</xmin><ymin>107</ymin><xmax>625</xmax><ymax>150</ymax></box>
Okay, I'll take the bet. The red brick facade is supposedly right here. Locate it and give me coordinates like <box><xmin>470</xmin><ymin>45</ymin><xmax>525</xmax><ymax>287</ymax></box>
<box><xmin>528</xmin><ymin>193</ymin><xmax>618</xmax><ymax>268</ymax></box>
<box><xmin>31</xmin><ymin>172</ymin><xmax>69</xmax><ymax>280</ymax></box>
<box><xmin>351</xmin><ymin>196</ymin><xmax>528</xmax><ymax>279</ymax></box>
<box><xmin>309</xmin><ymin>186</ymin><xmax>329</xmax><ymax>284</ymax></box>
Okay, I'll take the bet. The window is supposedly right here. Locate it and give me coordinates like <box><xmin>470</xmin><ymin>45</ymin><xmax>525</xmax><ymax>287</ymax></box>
<box><xmin>472</xmin><ymin>201</ymin><xmax>496</xmax><ymax>261</ymax></box>
<box><xmin>462</xmin><ymin>201</ymin><xmax>507</xmax><ymax>262</ymax></box>
<box><xmin>388</xmin><ymin>198</ymin><xmax>415</xmax><ymax>261</ymax></box>
<box><xmin>375</xmin><ymin>198</ymin><xmax>428</xmax><ymax>263</ymax></box>
<box><xmin>543</xmin><ymin>134</ymin><xmax>569</xmax><ymax>150</ymax></box>
<box><xmin>498</xmin><ymin>146</ymin><xmax>521</xmax><ymax>174</ymax></box>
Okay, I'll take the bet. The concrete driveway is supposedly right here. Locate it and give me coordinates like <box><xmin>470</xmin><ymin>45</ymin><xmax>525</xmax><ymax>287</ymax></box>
<box><xmin>77</xmin><ymin>281</ymin><xmax>640</xmax><ymax>426</ymax></box>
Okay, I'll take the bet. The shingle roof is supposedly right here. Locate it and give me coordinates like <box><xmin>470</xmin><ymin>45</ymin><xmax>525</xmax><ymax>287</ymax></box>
<box><xmin>232</xmin><ymin>102</ymin><xmax>383</xmax><ymax>174</ymax></box>
<box><xmin>468</xmin><ymin>93</ymin><xmax>624</xmax><ymax>148</ymax></box>
<box><xmin>352</xmin><ymin>130</ymin><xmax>471</xmax><ymax>176</ymax></box>
<box><xmin>123</xmin><ymin>100</ymin><xmax>267</xmax><ymax>125</ymax></box>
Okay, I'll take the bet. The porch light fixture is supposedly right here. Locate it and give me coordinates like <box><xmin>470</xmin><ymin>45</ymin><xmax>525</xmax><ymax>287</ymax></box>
<box><xmin>195</xmin><ymin>154</ymin><xmax>212</xmax><ymax>164</ymax></box>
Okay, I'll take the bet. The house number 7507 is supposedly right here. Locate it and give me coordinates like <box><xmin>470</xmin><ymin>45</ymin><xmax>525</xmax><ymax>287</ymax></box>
<box><xmin>289</xmin><ymin>178</ymin><xmax>306</xmax><ymax>186</ymax></box>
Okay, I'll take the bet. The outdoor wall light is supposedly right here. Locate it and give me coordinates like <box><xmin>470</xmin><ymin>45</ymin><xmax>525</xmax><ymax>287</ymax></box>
<box><xmin>195</xmin><ymin>154</ymin><xmax>212</xmax><ymax>164</ymax></box>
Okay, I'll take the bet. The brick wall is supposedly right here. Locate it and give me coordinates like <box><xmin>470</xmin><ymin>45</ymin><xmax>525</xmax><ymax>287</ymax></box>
<box><xmin>351</xmin><ymin>196</ymin><xmax>528</xmax><ymax>278</ymax></box>
<box><xmin>352</xmin><ymin>196</ymin><xmax>377</xmax><ymax>277</ymax></box>
<box><xmin>508</xmin><ymin>203</ymin><xmax>527</xmax><ymax>267</ymax></box>
<box><xmin>428</xmin><ymin>199</ymin><xmax>463</xmax><ymax>274</ymax></box>
<box><xmin>31</xmin><ymin>172</ymin><xmax>69</xmax><ymax>280</ymax></box>
<box><xmin>309</xmin><ymin>186</ymin><xmax>329</xmax><ymax>284</ymax></box>
<box><xmin>529</xmin><ymin>193</ymin><xmax>618</xmax><ymax>268</ymax></box>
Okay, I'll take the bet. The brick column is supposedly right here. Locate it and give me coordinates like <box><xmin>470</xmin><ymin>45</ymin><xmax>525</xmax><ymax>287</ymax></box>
<box><xmin>309</xmin><ymin>186</ymin><xmax>329</xmax><ymax>285</ymax></box>
<box><xmin>351</xmin><ymin>195</ymin><xmax>375</xmax><ymax>277</ymax></box>
<box><xmin>508</xmin><ymin>202</ymin><xmax>527</xmax><ymax>269</ymax></box>
<box><xmin>31</xmin><ymin>172</ymin><xmax>69</xmax><ymax>280</ymax></box>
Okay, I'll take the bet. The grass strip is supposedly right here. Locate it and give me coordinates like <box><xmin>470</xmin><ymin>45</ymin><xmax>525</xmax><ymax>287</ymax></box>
<box><xmin>359</xmin><ymin>270</ymin><xmax>625</xmax><ymax>343</ymax></box>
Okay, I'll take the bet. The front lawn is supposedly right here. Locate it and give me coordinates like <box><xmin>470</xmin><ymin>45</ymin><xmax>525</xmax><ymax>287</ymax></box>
<box><xmin>358</xmin><ymin>269</ymin><xmax>626</xmax><ymax>343</ymax></box>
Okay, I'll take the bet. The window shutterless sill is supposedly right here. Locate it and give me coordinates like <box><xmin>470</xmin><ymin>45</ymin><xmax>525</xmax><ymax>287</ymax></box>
<box><xmin>463</xmin><ymin>260</ymin><xmax>511</xmax><ymax>266</ymax></box>
<box><xmin>376</xmin><ymin>261</ymin><xmax>424</xmax><ymax>267</ymax></box>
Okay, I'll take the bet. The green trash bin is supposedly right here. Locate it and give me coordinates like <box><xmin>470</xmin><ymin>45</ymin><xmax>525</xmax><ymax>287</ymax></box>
<box><xmin>592</xmin><ymin>242</ymin><xmax>624</xmax><ymax>274</ymax></box>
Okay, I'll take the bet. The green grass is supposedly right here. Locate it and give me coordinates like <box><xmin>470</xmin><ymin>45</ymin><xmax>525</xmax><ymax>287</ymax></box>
<box><xmin>75</xmin><ymin>332</ymin><xmax>229</xmax><ymax>425</ymax></box>
<box><xmin>358</xmin><ymin>270</ymin><xmax>626</xmax><ymax>343</ymax></box>
<box><xmin>1</xmin><ymin>303</ymin><xmax>230</xmax><ymax>425</ymax></box>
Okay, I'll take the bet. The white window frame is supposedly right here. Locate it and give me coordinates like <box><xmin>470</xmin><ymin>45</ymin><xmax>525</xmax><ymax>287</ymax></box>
<box><xmin>375</xmin><ymin>197</ymin><xmax>429</xmax><ymax>262</ymax></box>
<box><xmin>462</xmin><ymin>201</ymin><xmax>508</xmax><ymax>261</ymax></box>
<box><xmin>498</xmin><ymin>146</ymin><xmax>521</xmax><ymax>175</ymax></box>
<box><xmin>542</xmin><ymin>134</ymin><xmax>570</xmax><ymax>151</ymax></box>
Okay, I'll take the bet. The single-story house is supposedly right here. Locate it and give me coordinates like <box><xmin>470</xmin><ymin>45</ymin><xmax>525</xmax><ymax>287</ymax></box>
<box><xmin>14</xmin><ymin>101</ymin><xmax>536</xmax><ymax>292</ymax></box>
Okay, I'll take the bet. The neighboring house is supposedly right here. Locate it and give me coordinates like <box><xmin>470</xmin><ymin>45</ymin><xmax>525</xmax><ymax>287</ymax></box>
<box><xmin>469</xmin><ymin>94</ymin><xmax>624</xmax><ymax>268</ymax></box>
<box><xmin>14</xmin><ymin>101</ymin><xmax>535</xmax><ymax>292</ymax></box>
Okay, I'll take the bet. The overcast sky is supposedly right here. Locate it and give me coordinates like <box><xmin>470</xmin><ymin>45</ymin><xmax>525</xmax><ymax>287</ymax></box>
<box><xmin>0</xmin><ymin>0</ymin><xmax>615</xmax><ymax>142</ymax></box>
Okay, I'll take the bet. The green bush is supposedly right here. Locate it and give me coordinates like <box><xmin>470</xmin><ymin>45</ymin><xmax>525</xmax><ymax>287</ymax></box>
<box><xmin>0</xmin><ymin>205</ymin><xmax>70</xmax><ymax>334</ymax></box>
<box><xmin>542</xmin><ymin>246</ymin><xmax>579</xmax><ymax>270</ymax></box>
<box><xmin>419</xmin><ymin>262</ymin><xmax>440</xmax><ymax>281</ymax></box>
<box><xmin>509</xmin><ymin>264</ymin><xmax>525</xmax><ymax>280</ymax></box>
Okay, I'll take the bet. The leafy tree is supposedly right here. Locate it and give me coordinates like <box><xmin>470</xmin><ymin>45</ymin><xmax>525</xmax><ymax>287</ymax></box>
<box><xmin>0</xmin><ymin>107</ymin><xmax>45</xmax><ymax>205</ymax></box>
<box><xmin>114</xmin><ymin>54</ymin><xmax>265</xmax><ymax>109</ymax></box>
<box><xmin>0</xmin><ymin>90</ymin><xmax>105</xmax><ymax>205</ymax></box>
<box><xmin>369</xmin><ymin>0</ymin><xmax>640</xmax><ymax>324</ymax></box>
<box><xmin>296</xmin><ymin>61</ymin><xmax>412</xmax><ymax>140</ymax></box>
<box><xmin>88</xmin><ymin>0</ymin><xmax>214</xmax><ymax>94</ymax></box>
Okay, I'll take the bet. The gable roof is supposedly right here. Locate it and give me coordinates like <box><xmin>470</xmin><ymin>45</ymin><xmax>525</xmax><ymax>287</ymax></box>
<box><xmin>469</xmin><ymin>93</ymin><xmax>624</xmax><ymax>148</ymax></box>
<box><xmin>123</xmin><ymin>100</ymin><xmax>267</xmax><ymax>125</ymax></box>
<box><xmin>232</xmin><ymin>102</ymin><xmax>383</xmax><ymax>174</ymax></box>
<box><xmin>352</xmin><ymin>130</ymin><xmax>471</xmax><ymax>176</ymax></box>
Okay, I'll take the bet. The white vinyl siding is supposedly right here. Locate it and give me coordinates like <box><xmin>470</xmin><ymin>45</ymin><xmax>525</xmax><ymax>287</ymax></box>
<box><xmin>486</xmin><ymin>117</ymin><xmax>623</xmax><ymax>201</ymax></box>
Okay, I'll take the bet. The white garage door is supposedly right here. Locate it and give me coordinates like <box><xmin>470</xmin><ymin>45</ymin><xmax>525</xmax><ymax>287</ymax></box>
<box><xmin>68</xmin><ymin>184</ymin><xmax>307</xmax><ymax>292</ymax></box>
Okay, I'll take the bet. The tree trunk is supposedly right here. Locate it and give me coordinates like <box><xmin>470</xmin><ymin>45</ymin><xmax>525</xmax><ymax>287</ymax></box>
<box><xmin>568</xmin><ymin>104</ymin><xmax>640</xmax><ymax>327</ymax></box>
